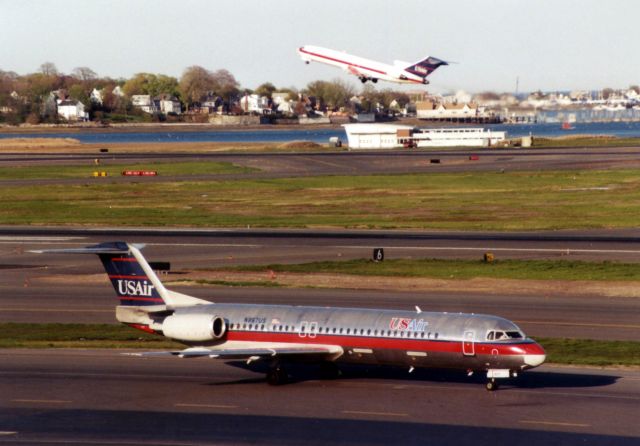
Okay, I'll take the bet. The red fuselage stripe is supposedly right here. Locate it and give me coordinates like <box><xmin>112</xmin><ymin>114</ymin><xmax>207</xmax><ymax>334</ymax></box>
<box><xmin>225</xmin><ymin>330</ymin><xmax>541</xmax><ymax>356</ymax></box>
<box><xmin>112</xmin><ymin>258</ymin><xmax>137</xmax><ymax>262</ymax></box>
<box><xmin>300</xmin><ymin>47</ymin><xmax>425</xmax><ymax>84</ymax></box>
<box><xmin>300</xmin><ymin>47</ymin><xmax>387</xmax><ymax>76</ymax></box>
<box><xmin>109</xmin><ymin>275</ymin><xmax>148</xmax><ymax>280</ymax></box>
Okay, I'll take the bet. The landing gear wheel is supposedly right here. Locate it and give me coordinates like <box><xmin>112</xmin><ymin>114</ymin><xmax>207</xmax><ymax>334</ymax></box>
<box><xmin>319</xmin><ymin>362</ymin><xmax>341</xmax><ymax>380</ymax></box>
<box><xmin>486</xmin><ymin>379</ymin><xmax>499</xmax><ymax>391</ymax></box>
<box><xmin>266</xmin><ymin>366</ymin><xmax>288</xmax><ymax>386</ymax></box>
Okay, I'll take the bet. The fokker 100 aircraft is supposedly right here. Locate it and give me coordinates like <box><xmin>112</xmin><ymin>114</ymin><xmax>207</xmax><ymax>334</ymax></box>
<box><xmin>298</xmin><ymin>45</ymin><xmax>449</xmax><ymax>85</ymax></box>
<box><xmin>34</xmin><ymin>242</ymin><xmax>545</xmax><ymax>391</ymax></box>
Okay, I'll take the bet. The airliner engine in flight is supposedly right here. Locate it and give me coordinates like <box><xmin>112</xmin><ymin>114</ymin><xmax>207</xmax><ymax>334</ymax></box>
<box><xmin>298</xmin><ymin>45</ymin><xmax>448</xmax><ymax>85</ymax></box>
<box><xmin>34</xmin><ymin>242</ymin><xmax>545</xmax><ymax>391</ymax></box>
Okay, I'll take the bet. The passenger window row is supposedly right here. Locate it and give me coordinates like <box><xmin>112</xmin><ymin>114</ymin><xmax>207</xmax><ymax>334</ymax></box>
<box><xmin>228</xmin><ymin>322</ymin><xmax>439</xmax><ymax>339</ymax></box>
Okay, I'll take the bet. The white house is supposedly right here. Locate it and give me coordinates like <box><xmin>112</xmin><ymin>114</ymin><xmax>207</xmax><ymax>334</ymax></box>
<box><xmin>272</xmin><ymin>92</ymin><xmax>294</xmax><ymax>114</ymax></box>
<box><xmin>159</xmin><ymin>97</ymin><xmax>182</xmax><ymax>115</ymax></box>
<box><xmin>416</xmin><ymin>102</ymin><xmax>479</xmax><ymax>119</ymax></box>
<box><xmin>90</xmin><ymin>88</ymin><xmax>103</xmax><ymax>105</ymax></box>
<box><xmin>131</xmin><ymin>95</ymin><xmax>157</xmax><ymax>113</ymax></box>
<box><xmin>238</xmin><ymin>94</ymin><xmax>269</xmax><ymax>114</ymax></box>
<box><xmin>57</xmin><ymin>99</ymin><xmax>88</xmax><ymax>121</ymax></box>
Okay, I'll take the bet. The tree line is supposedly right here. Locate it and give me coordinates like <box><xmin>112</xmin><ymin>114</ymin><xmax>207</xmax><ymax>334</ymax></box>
<box><xmin>0</xmin><ymin>62</ymin><xmax>413</xmax><ymax>124</ymax></box>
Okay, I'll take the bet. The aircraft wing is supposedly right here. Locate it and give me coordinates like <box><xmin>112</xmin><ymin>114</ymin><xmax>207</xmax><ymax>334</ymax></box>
<box><xmin>127</xmin><ymin>345</ymin><xmax>343</xmax><ymax>361</ymax></box>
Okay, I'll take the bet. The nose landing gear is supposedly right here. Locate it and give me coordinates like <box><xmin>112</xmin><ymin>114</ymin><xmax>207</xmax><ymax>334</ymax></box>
<box><xmin>485</xmin><ymin>379</ymin><xmax>499</xmax><ymax>391</ymax></box>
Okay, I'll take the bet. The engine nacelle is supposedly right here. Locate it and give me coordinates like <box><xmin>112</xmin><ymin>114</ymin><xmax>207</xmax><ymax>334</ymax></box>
<box><xmin>161</xmin><ymin>313</ymin><xmax>226</xmax><ymax>342</ymax></box>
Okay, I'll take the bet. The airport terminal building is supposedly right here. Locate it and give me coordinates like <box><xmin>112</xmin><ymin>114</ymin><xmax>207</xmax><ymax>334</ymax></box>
<box><xmin>343</xmin><ymin>124</ymin><xmax>507</xmax><ymax>149</ymax></box>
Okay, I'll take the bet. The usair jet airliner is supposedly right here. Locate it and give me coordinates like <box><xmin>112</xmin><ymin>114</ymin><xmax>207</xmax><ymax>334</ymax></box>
<box><xmin>298</xmin><ymin>45</ymin><xmax>448</xmax><ymax>85</ymax></box>
<box><xmin>34</xmin><ymin>242</ymin><xmax>545</xmax><ymax>391</ymax></box>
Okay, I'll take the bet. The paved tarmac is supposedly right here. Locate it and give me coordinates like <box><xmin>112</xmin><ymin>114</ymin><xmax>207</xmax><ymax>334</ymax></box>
<box><xmin>0</xmin><ymin>349</ymin><xmax>638</xmax><ymax>446</ymax></box>
<box><xmin>1</xmin><ymin>232</ymin><xmax>639</xmax><ymax>445</ymax></box>
<box><xmin>2</xmin><ymin>147</ymin><xmax>640</xmax><ymax>186</ymax></box>
<box><xmin>1</xmin><ymin>232</ymin><xmax>639</xmax><ymax>340</ymax></box>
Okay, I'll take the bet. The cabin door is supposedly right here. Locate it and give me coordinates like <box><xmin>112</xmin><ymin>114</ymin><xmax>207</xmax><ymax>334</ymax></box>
<box><xmin>462</xmin><ymin>331</ymin><xmax>475</xmax><ymax>356</ymax></box>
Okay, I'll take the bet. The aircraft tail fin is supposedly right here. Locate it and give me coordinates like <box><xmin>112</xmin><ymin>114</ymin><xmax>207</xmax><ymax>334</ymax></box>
<box><xmin>404</xmin><ymin>56</ymin><xmax>448</xmax><ymax>78</ymax></box>
<box><xmin>31</xmin><ymin>242</ymin><xmax>209</xmax><ymax>310</ymax></box>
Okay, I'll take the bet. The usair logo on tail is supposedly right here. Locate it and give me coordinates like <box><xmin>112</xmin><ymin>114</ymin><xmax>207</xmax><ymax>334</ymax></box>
<box><xmin>117</xmin><ymin>279</ymin><xmax>155</xmax><ymax>297</ymax></box>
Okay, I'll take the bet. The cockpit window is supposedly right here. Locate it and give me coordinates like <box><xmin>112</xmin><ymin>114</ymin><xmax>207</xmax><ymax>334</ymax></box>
<box><xmin>487</xmin><ymin>330</ymin><xmax>524</xmax><ymax>341</ymax></box>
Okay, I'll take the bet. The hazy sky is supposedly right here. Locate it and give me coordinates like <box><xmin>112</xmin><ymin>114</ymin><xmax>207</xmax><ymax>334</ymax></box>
<box><xmin>1</xmin><ymin>0</ymin><xmax>638</xmax><ymax>94</ymax></box>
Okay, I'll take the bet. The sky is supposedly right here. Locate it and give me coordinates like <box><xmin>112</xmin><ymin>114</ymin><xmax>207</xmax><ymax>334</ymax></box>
<box><xmin>1</xmin><ymin>0</ymin><xmax>639</xmax><ymax>94</ymax></box>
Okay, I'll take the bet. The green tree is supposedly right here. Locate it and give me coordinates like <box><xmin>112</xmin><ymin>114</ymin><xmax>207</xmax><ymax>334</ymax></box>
<box><xmin>38</xmin><ymin>62</ymin><xmax>58</xmax><ymax>76</ymax></box>
<box><xmin>147</xmin><ymin>74</ymin><xmax>179</xmax><ymax>98</ymax></box>
<box><xmin>68</xmin><ymin>84</ymin><xmax>89</xmax><ymax>105</ymax></box>
<box><xmin>255</xmin><ymin>82</ymin><xmax>276</xmax><ymax>98</ymax></box>
<box><xmin>212</xmin><ymin>69</ymin><xmax>240</xmax><ymax>99</ymax></box>
<box><xmin>304</xmin><ymin>79</ymin><xmax>354</xmax><ymax>110</ymax></box>
<box><xmin>179</xmin><ymin>66</ymin><xmax>217</xmax><ymax>108</ymax></box>
<box><xmin>71</xmin><ymin>66</ymin><xmax>97</xmax><ymax>81</ymax></box>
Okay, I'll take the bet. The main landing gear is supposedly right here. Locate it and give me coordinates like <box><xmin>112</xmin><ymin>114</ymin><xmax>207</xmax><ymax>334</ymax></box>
<box><xmin>319</xmin><ymin>362</ymin><xmax>342</xmax><ymax>380</ymax></box>
<box><xmin>266</xmin><ymin>364</ymin><xmax>288</xmax><ymax>386</ymax></box>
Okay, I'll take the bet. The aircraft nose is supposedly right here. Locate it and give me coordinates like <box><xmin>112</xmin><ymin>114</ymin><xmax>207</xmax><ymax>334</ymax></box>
<box><xmin>523</xmin><ymin>342</ymin><xmax>546</xmax><ymax>367</ymax></box>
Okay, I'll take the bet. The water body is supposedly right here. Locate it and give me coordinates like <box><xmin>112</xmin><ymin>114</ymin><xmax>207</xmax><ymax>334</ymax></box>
<box><xmin>1</xmin><ymin>121</ymin><xmax>640</xmax><ymax>144</ymax></box>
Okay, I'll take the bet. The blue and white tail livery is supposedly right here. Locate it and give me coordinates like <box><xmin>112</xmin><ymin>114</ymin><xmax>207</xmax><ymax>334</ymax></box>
<box><xmin>31</xmin><ymin>241</ymin><xmax>208</xmax><ymax>311</ymax></box>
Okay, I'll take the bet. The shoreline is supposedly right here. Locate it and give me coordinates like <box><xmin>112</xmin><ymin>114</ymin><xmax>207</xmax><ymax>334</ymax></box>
<box><xmin>0</xmin><ymin>122</ymin><xmax>345</xmax><ymax>134</ymax></box>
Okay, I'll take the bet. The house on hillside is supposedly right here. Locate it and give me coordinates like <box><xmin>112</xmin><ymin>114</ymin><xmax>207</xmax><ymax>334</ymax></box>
<box><xmin>159</xmin><ymin>95</ymin><xmax>182</xmax><ymax>115</ymax></box>
<box><xmin>57</xmin><ymin>99</ymin><xmax>88</xmax><ymax>121</ymax></box>
<box><xmin>416</xmin><ymin>101</ymin><xmax>479</xmax><ymax>119</ymax></box>
<box><xmin>238</xmin><ymin>94</ymin><xmax>269</xmax><ymax>114</ymax></box>
<box><xmin>90</xmin><ymin>88</ymin><xmax>103</xmax><ymax>105</ymax></box>
<box><xmin>199</xmin><ymin>94</ymin><xmax>224</xmax><ymax>114</ymax></box>
<box><xmin>272</xmin><ymin>92</ymin><xmax>294</xmax><ymax>115</ymax></box>
<box><xmin>131</xmin><ymin>95</ymin><xmax>158</xmax><ymax>113</ymax></box>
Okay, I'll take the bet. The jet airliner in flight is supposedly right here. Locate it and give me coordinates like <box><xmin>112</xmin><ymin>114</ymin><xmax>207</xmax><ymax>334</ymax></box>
<box><xmin>298</xmin><ymin>45</ymin><xmax>449</xmax><ymax>85</ymax></box>
<box><xmin>34</xmin><ymin>242</ymin><xmax>545</xmax><ymax>391</ymax></box>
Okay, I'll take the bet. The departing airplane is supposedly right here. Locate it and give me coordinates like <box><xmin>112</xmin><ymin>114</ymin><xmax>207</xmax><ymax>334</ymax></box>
<box><xmin>33</xmin><ymin>242</ymin><xmax>545</xmax><ymax>391</ymax></box>
<box><xmin>297</xmin><ymin>45</ymin><xmax>449</xmax><ymax>85</ymax></box>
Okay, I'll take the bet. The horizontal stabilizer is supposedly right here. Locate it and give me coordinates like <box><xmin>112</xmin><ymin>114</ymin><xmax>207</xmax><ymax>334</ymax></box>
<box><xmin>29</xmin><ymin>241</ymin><xmax>143</xmax><ymax>255</ymax></box>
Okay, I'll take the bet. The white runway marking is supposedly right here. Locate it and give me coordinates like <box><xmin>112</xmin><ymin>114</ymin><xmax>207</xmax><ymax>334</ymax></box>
<box><xmin>0</xmin><ymin>236</ymin><xmax>85</xmax><ymax>242</ymax></box>
<box><xmin>175</xmin><ymin>403</ymin><xmax>238</xmax><ymax>409</ymax></box>
<box><xmin>342</xmin><ymin>410</ymin><xmax>409</xmax><ymax>417</ymax></box>
<box><xmin>11</xmin><ymin>399</ymin><xmax>71</xmax><ymax>404</ymax></box>
<box><xmin>519</xmin><ymin>420</ymin><xmax>590</xmax><ymax>428</ymax></box>
<box><xmin>12</xmin><ymin>239</ymin><xmax>640</xmax><ymax>256</ymax></box>
<box><xmin>146</xmin><ymin>242</ymin><xmax>640</xmax><ymax>256</ymax></box>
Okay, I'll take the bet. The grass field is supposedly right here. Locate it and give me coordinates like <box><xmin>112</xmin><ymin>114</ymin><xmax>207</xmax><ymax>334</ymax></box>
<box><xmin>0</xmin><ymin>161</ymin><xmax>254</xmax><ymax>180</ymax></box>
<box><xmin>224</xmin><ymin>258</ymin><xmax>640</xmax><ymax>281</ymax></box>
<box><xmin>531</xmin><ymin>136</ymin><xmax>640</xmax><ymax>148</ymax></box>
<box><xmin>0</xmin><ymin>323</ymin><xmax>637</xmax><ymax>366</ymax></box>
<box><xmin>1</xmin><ymin>169</ymin><xmax>640</xmax><ymax>230</ymax></box>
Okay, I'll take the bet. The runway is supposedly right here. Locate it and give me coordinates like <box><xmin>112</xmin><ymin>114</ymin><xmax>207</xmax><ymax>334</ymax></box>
<box><xmin>2</xmin><ymin>146</ymin><xmax>640</xmax><ymax>186</ymax></box>
<box><xmin>1</xmin><ymin>231</ymin><xmax>639</xmax><ymax>340</ymax></box>
<box><xmin>1</xmin><ymin>230</ymin><xmax>639</xmax><ymax>444</ymax></box>
<box><xmin>0</xmin><ymin>349</ymin><xmax>638</xmax><ymax>445</ymax></box>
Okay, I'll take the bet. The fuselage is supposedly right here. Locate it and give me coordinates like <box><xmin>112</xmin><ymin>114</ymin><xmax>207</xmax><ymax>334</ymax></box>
<box><xmin>36</xmin><ymin>241</ymin><xmax>544</xmax><ymax>389</ymax></box>
<box><xmin>298</xmin><ymin>45</ymin><xmax>427</xmax><ymax>85</ymax></box>
<box><xmin>160</xmin><ymin>303</ymin><xmax>546</xmax><ymax>373</ymax></box>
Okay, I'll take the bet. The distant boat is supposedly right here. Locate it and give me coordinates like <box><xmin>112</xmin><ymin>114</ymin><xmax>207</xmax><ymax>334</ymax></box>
<box><xmin>561</xmin><ymin>121</ymin><xmax>574</xmax><ymax>130</ymax></box>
